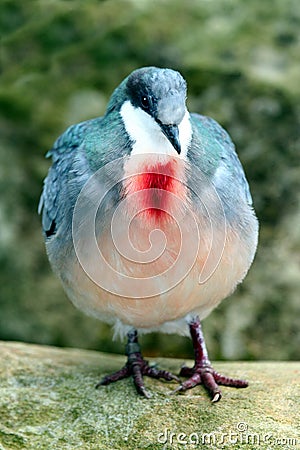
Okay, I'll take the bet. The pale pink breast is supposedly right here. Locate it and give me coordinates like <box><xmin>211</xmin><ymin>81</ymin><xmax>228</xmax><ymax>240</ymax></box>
<box><xmin>64</xmin><ymin>154</ymin><xmax>257</xmax><ymax>330</ymax></box>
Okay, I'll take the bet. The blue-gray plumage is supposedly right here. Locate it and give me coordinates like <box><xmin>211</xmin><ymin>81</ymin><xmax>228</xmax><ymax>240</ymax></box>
<box><xmin>39</xmin><ymin>67</ymin><xmax>258</xmax><ymax>401</ymax></box>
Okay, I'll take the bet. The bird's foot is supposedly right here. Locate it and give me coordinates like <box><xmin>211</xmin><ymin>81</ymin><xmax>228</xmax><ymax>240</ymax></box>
<box><xmin>96</xmin><ymin>333</ymin><xmax>179</xmax><ymax>398</ymax></box>
<box><xmin>172</xmin><ymin>316</ymin><xmax>248</xmax><ymax>402</ymax></box>
<box><xmin>173</xmin><ymin>363</ymin><xmax>248</xmax><ymax>402</ymax></box>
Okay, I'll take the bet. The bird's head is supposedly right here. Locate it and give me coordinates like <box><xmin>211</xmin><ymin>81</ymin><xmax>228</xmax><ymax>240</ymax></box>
<box><xmin>107</xmin><ymin>67</ymin><xmax>191</xmax><ymax>157</ymax></box>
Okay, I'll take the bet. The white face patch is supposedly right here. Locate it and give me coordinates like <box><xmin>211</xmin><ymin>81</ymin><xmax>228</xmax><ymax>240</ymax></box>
<box><xmin>120</xmin><ymin>100</ymin><xmax>192</xmax><ymax>159</ymax></box>
<box><xmin>178</xmin><ymin>110</ymin><xmax>193</xmax><ymax>159</ymax></box>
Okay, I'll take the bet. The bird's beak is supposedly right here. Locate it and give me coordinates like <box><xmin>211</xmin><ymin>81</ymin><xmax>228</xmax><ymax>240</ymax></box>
<box><xmin>159</xmin><ymin>123</ymin><xmax>181</xmax><ymax>155</ymax></box>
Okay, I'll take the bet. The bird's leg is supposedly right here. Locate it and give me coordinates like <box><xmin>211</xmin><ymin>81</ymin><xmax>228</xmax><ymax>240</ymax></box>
<box><xmin>96</xmin><ymin>329</ymin><xmax>179</xmax><ymax>398</ymax></box>
<box><xmin>175</xmin><ymin>316</ymin><xmax>248</xmax><ymax>402</ymax></box>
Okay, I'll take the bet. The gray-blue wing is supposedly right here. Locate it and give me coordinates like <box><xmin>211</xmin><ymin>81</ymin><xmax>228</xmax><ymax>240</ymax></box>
<box><xmin>189</xmin><ymin>113</ymin><xmax>253</xmax><ymax>206</ymax></box>
<box><xmin>38</xmin><ymin>120</ymin><xmax>94</xmax><ymax>237</ymax></box>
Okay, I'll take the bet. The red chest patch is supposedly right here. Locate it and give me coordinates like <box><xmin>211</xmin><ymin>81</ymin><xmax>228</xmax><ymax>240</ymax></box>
<box><xmin>123</xmin><ymin>156</ymin><xmax>187</xmax><ymax>221</ymax></box>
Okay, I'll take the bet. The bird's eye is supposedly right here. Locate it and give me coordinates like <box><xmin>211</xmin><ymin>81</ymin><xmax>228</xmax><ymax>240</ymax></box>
<box><xmin>141</xmin><ymin>96</ymin><xmax>150</xmax><ymax>110</ymax></box>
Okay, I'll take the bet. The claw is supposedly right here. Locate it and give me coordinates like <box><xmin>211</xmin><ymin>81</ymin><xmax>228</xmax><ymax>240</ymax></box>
<box><xmin>212</xmin><ymin>392</ymin><xmax>222</xmax><ymax>403</ymax></box>
<box><xmin>138</xmin><ymin>385</ymin><xmax>152</xmax><ymax>399</ymax></box>
<box><xmin>170</xmin><ymin>385</ymin><xmax>184</xmax><ymax>395</ymax></box>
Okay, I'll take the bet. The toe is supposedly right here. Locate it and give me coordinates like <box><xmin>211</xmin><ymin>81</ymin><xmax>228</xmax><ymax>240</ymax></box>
<box><xmin>96</xmin><ymin>366</ymin><xmax>130</xmax><ymax>387</ymax></box>
<box><xmin>201</xmin><ymin>370</ymin><xmax>222</xmax><ymax>402</ymax></box>
<box><xmin>176</xmin><ymin>372</ymin><xmax>202</xmax><ymax>392</ymax></box>
<box><xmin>213</xmin><ymin>371</ymin><xmax>248</xmax><ymax>388</ymax></box>
<box><xmin>145</xmin><ymin>366</ymin><xmax>180</xmax><ymax>382</ymax></box>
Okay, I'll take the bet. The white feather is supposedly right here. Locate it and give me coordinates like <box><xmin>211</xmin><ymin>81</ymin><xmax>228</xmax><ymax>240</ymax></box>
<box><xmin>120</xmin><ymin>100</ymin><xmax>192</xmax><ymax>159</ymax></box>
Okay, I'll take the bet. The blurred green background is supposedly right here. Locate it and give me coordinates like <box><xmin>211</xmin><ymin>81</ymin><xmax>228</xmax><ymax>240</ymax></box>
<box><xmin>0</xmin><ymin>0</ymin><xmax>299</xmax><ymax>361</ymax></box>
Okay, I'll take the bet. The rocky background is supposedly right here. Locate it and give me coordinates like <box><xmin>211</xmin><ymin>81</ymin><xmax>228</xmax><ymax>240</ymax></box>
<box><xmin>0</xmin><ymin>0</ymin><xmax>299</xmax><ymax>361</ymax></box>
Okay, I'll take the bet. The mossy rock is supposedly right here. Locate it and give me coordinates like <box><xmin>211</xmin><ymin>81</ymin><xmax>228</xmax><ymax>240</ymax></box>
<box><xmin>0</xmin><ymin>342</ymin><xmax>299</xmax><ymax>449</ymax></box>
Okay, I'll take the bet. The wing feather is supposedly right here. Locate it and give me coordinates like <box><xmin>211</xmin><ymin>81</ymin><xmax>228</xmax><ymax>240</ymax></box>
<box><xmin>189</xmin><ymin>113</ymin><xmax>253</xmax><ymax>206</ymax></box>
<box><xmin>39</xmin><ymin>121</ymin><xmax>90</xmax><ymax>237</ymax></box>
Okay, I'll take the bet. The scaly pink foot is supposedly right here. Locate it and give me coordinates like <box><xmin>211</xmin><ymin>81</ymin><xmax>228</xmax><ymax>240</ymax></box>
<box><xmin>97</xmin><ymin>329</ymin><xmax>179</xmax><ymax>398</ymax></box>
<box><xmin>173</xmin><ymin>317</ymin><xmax>248</xmax><ymax>402</ymax></box>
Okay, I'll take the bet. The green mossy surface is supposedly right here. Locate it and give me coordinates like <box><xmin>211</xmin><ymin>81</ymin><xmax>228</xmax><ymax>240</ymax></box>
<box><xmin>0</xmin><ymin>342</ymin><xmax>299</xmax><ymax>449</ymax></box>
